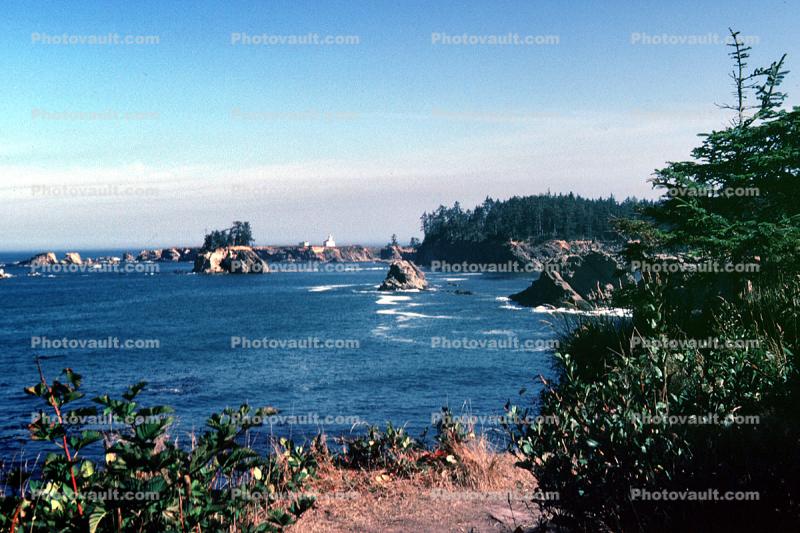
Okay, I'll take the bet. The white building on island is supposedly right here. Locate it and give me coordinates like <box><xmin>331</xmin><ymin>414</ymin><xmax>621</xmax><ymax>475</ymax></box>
<box><xmin>323</xmin><ymin>234</ymin><xmax>336</xmax><ymax>248</ymax></box>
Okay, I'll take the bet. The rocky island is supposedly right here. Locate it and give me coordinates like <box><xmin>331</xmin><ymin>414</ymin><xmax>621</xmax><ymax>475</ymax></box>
<box><xmin>378</xmin><ymin>260</ymin><xmax>428</xmax><ymax>291</ymax></box>
<box><xmin>193</xmin><ymin>246</ymin><xmax>269</xmax><ymax>274</ymax></box>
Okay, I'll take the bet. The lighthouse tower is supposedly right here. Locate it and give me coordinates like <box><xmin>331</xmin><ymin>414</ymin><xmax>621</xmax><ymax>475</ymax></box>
<box><xmin>323</xmin><ymin>234</ymin><xmax>336</xmax><ymax>248</ymax></box>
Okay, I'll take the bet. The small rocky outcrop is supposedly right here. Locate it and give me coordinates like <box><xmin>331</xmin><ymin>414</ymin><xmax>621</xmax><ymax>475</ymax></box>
<box><xmin>378</xmin><ymin>260</ymin><xmax>428</xmax><ymax>291</ymax></box>
<box><xmin>0</xmin><ymin>268</ymin><xmax>11</xmax><ymax>279</ymax></box>
<box><xmin>63</xmin><ymin>252</ymin><xmax>82</xmax><ymax>265</ymax></box>
<box><xmin>193</xmin><ymin>246</ymin><xmax>269</xmax><ymax>274</ymax></box>
<box><xmin>161</xmin><ymin>248</ymin><xmax>182</xmax><ymax>262</ymax></box>
<box><xmin>19</xmin><ymin>252</ymin><xmax>58</xmax><ymax>266</ymax></box>
<box><xmin>137</xmin><ymin>249</ymin><xmax>162</xmax><ymax>262</ymax></box>
<box><xmin>123</xmin><ymin>252</ymin><xmax>136</xmax><ymax>262</ymax></box>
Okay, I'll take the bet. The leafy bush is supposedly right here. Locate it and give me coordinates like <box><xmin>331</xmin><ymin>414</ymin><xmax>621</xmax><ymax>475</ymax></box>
<box><xmin>505</xmin><ymin>33</ymin><xmax>800</xmax><ymax>530</ymax></box>
<box><xmin>0</xmin><ymin>366</ymin><xmax>317</xmax><ymax>532</ymax></box>
<box><xmin>505</xmin><ymin>279</ymin><xmax>799</xmax><ymax>530</ymax></box>
<box><xmin>337</xmin><ymin>408</ymin><xmax>481</xmax><ymax>476</ymax></box>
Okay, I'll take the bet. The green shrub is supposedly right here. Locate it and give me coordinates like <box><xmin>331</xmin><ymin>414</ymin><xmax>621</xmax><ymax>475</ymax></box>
<box><xmin>0</xmin><ymin>366</ymin><xmax>317</xmax><ymax>532</ymax></box>
<box><xmin>505</xmin><ymin>276</ymin><xmax>800</xmax><ymax>531</ymax></box>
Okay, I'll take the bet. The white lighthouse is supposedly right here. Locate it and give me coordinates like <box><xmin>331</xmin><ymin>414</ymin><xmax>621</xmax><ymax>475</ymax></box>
<box><xmin>323</xmin><ymin>234</ymin><xmax>336</xmax><ymax>248</ymax></box>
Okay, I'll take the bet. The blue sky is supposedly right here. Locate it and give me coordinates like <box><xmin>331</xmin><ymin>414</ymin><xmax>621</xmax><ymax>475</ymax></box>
<box><xmin>1</xmin><ymin>0</ymin><xmax>799</xmax><ymax>249</ymax></box>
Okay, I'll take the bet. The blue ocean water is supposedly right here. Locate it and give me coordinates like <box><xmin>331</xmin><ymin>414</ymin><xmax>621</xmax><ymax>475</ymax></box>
<box><xmin>0</xmin><ymin>253</ymin><xmax>559</xmax><ymax>459</ymax></box>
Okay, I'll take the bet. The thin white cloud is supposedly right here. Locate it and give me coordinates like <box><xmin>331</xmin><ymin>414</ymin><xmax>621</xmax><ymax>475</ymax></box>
<box><xmin>0</xmin><ymin>109</ymin><xmax>729</xmax><ymax>248</ymax></box>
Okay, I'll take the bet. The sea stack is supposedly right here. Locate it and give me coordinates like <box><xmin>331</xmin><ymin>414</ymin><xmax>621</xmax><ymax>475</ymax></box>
<box><xmin>378</xmin><ymin>260</ymin><xmax>428</xmax><ymax>291</ymax></box>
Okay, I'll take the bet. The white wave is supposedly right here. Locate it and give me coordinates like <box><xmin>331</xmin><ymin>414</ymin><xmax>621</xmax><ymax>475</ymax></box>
<box><xmin>495</xmin><ymin>296</ymin><xmax>510</xmax><ymax>301</ymax></box>
<box><xmin>370</xmin><ymin>325</ymin><xmax>416</xmax><ymax>343</ymax></box>
<box><xmin>376</xmin><ymin>309</ymin><xmax>453</xmax><ymax>320</ymax></box>
<box><xmin>375</xmin><ymin>294</ymin><xmax>412</xmax><ymax>305</ymax></box>
<box><xmin>443</xmin><ymin>277</ymin><xmax>468</xmax><ymax>281</ymax></box>
<box><xmin>481</xmin><ymin>329</ymin><xmax>516</xmax><ymax>335</ymax></box>
<box><xmin>532</xmin><ymin>306</ymin><xmax>632</xmax><ymax>317</ymax></box>
<box><xmin>308</xmin><ymin>284</ymin><xmax>358</xmax><ymax>292</ymax></box>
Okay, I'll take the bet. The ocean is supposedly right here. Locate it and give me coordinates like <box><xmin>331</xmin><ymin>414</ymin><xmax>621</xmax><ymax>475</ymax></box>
<box><xmin>0</xmin><ymin>252</ymin><xmax>560</xmax><ymax>459</ymax></box>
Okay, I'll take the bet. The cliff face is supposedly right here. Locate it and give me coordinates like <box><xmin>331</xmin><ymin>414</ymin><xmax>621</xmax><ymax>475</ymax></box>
<box><xmin>414</xmin><ymin>238</ymin><xmax>602</xmax><ymax>269</ymax></box>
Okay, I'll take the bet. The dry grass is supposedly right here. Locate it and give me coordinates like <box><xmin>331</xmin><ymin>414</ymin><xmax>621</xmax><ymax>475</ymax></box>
<box><xmin>289</xmin><ymin>435</ymin><xmax>545</xmax><ymax>533</ymax></box>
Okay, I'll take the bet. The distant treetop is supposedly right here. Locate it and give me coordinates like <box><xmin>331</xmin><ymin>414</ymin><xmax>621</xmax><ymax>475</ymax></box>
<box><xmin>202</xmin><ymin>221</ymin><xmax>254</xmax><ymax>250</ymax></box>
<box><xmin>420</xmin><ymin>193</ymin><xmax>652</xmax><ymax>243</ymax></box>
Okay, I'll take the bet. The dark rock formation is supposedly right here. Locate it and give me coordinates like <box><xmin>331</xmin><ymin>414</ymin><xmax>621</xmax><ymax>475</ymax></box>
<box><xmin>415</xmin><ymin>239</ymin><xmax>533</xmax><ymax>268</ymax></box>
<box><xmin>179</xmin><ymin>248</ymin><xmax>199</xmax><ymax>262</ymax></box>
<box><xmin>510</xmin><ymin>248</ymin><xmax>630</xmax><ymax>309</ymax></box>
<box><xmin>378</xmin><ymin>260</ymin><xmax>428</xmax><ymax>291</ymax></box>
<box><xmin>414</xmin><ymin>238</ymin><xmax>604</xmax><ymax>271</ymax></box>
<box><xmin>193</xmin><ymin>246</ymin><xmax>269</xmax><ymax>274</ymax></box>
<box><xmin>565</xmin><ymin>251</ymin><xmax>624</xmax><ymax>301</ymax></box>
<box><xmin>161</xmin><ymin>248</ymin><xmax>182</xmax><ymax>262</ymax></box>
<box><xmin>510</xmin><ymin>270</ymin><xmax>590</xmax><ymax>310</ymax></box>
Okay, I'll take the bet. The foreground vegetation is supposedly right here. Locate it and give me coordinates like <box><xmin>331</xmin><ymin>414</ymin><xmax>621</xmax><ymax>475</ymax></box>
<box><xmin>0</xmin><ymin>369</ymin><xmax>526</xmax><ymax>532</ymax></box>
<box><xmin>505</xmin><ymin>32</ymin><xmax>800</xmax><ymax>531</ymax></box>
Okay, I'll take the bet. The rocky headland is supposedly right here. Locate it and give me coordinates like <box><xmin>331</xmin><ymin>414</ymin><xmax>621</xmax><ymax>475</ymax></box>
<box><xmin>415</xmin><ymin>238</ymin><xmax>593</xmax><ymax>270</ymax></box>
<box><xmin>509</xmin><ymin>246</ymin><xmax>632</xmax><ymax>310</ymax></box>
<box><xmin>253</xmin><ymin>245</ymin><xmax>377</xmax><ymax>263</ymax></box>
<box><xmin>379</xmin><ymin>245</ymin><xmax>417</xmax><ymax>262</ymax></box>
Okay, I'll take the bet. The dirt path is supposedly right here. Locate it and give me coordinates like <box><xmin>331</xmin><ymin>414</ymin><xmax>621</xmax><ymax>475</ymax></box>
<box><xmin>290</xmin><ymin>478</ymin><xmax>543</xmax><ymax>532</ymax></box>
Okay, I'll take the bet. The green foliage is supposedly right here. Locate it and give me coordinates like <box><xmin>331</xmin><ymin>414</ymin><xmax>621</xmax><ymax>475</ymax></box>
<box><xmin>421</xmin><ymin>193</ymin><xmax>652</xmax><ymax>243</ymax></box>
<box><xmin>506</xmin><ymin>34</ymin><xmax>800</xmax><ymax>531</ymax></box>
<box><xmin>506</xmin><ymin>279</ymin><xmax>798</xmax><ymax>530</ymax></box>
<box><xmin>338</xmin><ymin>423</ymin><xmax>423</xmax><ymax>475</ymax></box>
<box><xmin>625</xmin><ymin>31</ymin><xmax>800</xmax><ymax>278</ymax></box>
<box><xmin>203</xmin><ymin>221</ymin><xmax>255</xmax><ymax>251</ymax></box>
<box><xmin>337</xmin><ymin>410</ymin><xmax>478</xmax><ymax>476</ymax></box>
<box><xmin>1</xmin><ymin>370</ymin><xmax>317</xmax><ymax>532</ymax></box>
